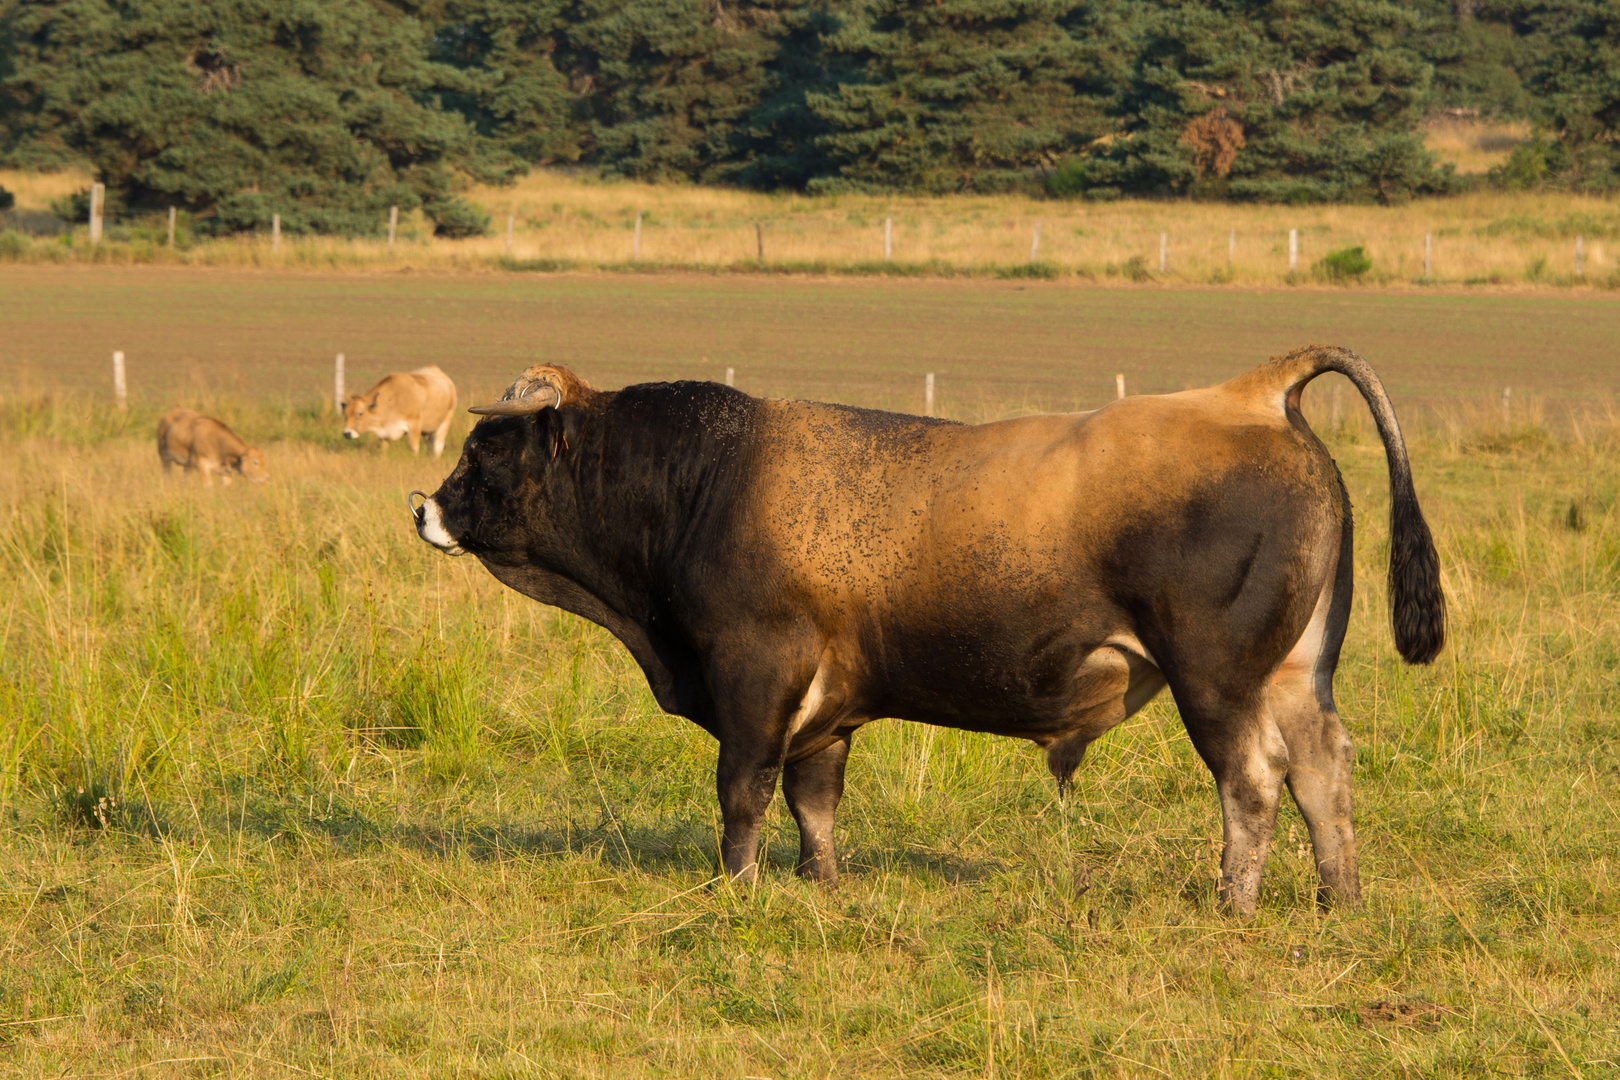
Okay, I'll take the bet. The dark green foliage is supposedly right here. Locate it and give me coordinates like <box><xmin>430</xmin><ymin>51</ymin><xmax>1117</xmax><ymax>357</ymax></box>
<box><xmin>0</xmin><ymin>0</ymin><xmax>496</xmax><ymax>235</ymax></box>
<box><xmin>728</xmin><ymin>0</ymin><xmax>859</xmax><ymax>190</ymax></box>
<box><xmin>567</xmin><ymin>0</ymin><xmax>787</xmax><ymax>182</ymax></box>
<box><xmin>423</xmin><ymin>0</ymin><xmax>583</xmax><ymax>166</ymax></box>
<box><xmin>4</xmin><ymin>0</ymin><xmax>1620</xmax><ymax>202</ymax></box>
<box><xmin>0</xmin><ymin>185</ymin><xmax>12</xmax><ymax>210</ymax></box>
<box><xmin>1316</xmin><ymin>245</ymin><xmax>1373</xmax><ymax>280</ymax></box>
<box><xmin>1071</xmin><ymin>0</ymin><xmax>1452</xmax><ymax>204</ymax></box>
<box><xmin>1407</xmin><ymin>0</ymin><xmax>1546</xmax><ymax>118</ymax></box>
<box><xmin>807</xmin><ymin>0</ymin><xmax>1109</xmax><ymax>193</ymax></box>
<box><xmin>1521</xmin><ymin>0</ymin><xmax>1620</xmax><ymax>190</ymax></box>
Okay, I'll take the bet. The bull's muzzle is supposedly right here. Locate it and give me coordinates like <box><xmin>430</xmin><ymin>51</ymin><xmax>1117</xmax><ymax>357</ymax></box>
<box><xmin>342</xmin><ymin>429</ymin><xmax>358</xmax><ymax>440</ymax></box>
<box><xmin>409</xmin><ymin>490</ymin><xmax>465</xmax><ymax>556</ymax></box>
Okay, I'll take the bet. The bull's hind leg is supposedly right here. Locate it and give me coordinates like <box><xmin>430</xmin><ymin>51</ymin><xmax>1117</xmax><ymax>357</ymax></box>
<box><xmin>1273</xmin><ymin>521</ymin><xmax>1361</xmax><ymax>907</ymax></box>
<box><xmin>1175</xmin><ymin>688</ymin><xmax>1291</xmax><ymax>917</ymax></box>
<box><xmin>782</xmin><ymin>735</ymin><xmax>851</xmax><ymax>884</ymax></box>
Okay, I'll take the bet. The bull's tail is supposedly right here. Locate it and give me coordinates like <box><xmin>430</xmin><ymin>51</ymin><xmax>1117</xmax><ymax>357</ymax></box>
<box><xmin>1272</xmin><ymin>345</ymin><xmax>1446</xmax><ymax>664</ymax></box>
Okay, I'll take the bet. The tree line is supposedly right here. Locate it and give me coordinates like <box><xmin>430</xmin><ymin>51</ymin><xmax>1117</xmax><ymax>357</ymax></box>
<box><xmin>2</xmin><ymin>0</ymin><xmax>1617</xmax><ymax>236</ymax></box>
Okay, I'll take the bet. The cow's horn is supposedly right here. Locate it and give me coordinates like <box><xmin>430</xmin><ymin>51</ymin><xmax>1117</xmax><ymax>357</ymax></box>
<box><xmin>468</xmin><ymin>384</ymin><xmax>561</xmax><ymax>416</ymax></box>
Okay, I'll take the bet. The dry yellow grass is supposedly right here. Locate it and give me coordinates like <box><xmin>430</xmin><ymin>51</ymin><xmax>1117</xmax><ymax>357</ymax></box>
<box><xmin>5</xmin><ymin>159</ymin><xmax>1616</xmax><ymax>287</ymax></box>
<box><xmin>458</xmin><ymin>170</ymin><xmax>1616</xmax><ymax>285</ymax></box>
<box><xmin>1422</xmin><ymin>117</ymin><xmax>1533</xmax><ymax>176</ymax></box>
<box><xmin>0</xmin><ymin>167</ymin><xmax>85</xmax><ymax>210</ymax></box>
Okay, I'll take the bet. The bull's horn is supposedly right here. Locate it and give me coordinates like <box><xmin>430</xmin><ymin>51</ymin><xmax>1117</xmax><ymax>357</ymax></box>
<box><xmin>468</xmin><ymin>384</ymin><xmax>561</xmax><ymax>416</ymax></box>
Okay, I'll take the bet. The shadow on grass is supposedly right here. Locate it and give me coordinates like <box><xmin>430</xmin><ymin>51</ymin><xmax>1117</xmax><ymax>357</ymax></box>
<box><xmin>198</xmin><ymin>777</ymin><xmax>1006</xmax><ymax>883</ymax></box>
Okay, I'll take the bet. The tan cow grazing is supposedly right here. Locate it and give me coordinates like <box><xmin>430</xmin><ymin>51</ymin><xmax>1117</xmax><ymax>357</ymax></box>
<box><xmin>156</xmin><ymin>408</ymin><xmax>269</xmax><ymax>485</ymax></box>
<box><xmin>341</xmin><ymin>365</ymin><xmax>457</xmax><ymax>456</ymax></box>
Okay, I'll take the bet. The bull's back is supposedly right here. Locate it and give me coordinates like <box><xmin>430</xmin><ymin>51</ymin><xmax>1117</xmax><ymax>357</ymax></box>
<box><xmin>741</xmin><ymin>388</ymin><xmax>1340</xmax><ymax>644</ymax></box>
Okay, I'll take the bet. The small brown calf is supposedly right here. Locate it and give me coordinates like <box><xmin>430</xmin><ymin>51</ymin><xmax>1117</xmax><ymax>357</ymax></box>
<box><xmin>157</xmin><ymin>408</ymin><xmax>268</xmax><ymax>485</ymax></box>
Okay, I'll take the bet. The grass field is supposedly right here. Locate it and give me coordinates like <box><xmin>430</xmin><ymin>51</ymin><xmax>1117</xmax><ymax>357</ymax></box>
<box><xmin>3</xmin><ymin>122</ymin><xmax>1617</xmax><ymax>289</ymax></box>
<box><xmin>2</xmin><ymin>272</ymin><xmax>1619</xmax><ymax>1077</ymax></box>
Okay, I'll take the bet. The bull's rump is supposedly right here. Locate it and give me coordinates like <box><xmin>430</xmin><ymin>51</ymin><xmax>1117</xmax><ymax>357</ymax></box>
<box><xmin>726</xmin><ymin>387</ymin><xmax>1341</xmax><ymax>739</ymax></box>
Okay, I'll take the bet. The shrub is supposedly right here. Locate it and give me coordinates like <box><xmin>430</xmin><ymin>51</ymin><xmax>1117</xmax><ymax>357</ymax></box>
<box><xmin>1316</xmin><ymin>246</ymin><xmax>1373</xmax><ymax>281</ymax></box>
<box><xmin>1049</xmin><ymin>159</ymin><xmax>1090</xmax><ymax>200</ymax></box>
<box><xmin>0</xmin><ymin>230</ymin><xmax>30</xmax><ymax>259</ymax></box>
<box><xmin>428</xmin><ymin>199</ymin><xmax>491</xmax><ymax>239</ymax></box>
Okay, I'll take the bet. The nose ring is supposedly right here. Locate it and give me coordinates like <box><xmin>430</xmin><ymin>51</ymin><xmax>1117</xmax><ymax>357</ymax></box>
<box><xmin>407</xmin><ymin>490</ymin><xmax>428</xmax><ymax>519</ymax></box>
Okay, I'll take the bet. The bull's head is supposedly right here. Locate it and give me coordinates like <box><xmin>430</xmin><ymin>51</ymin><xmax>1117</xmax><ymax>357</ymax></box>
<box><xmin>412</xmin><ymin>365</ymin><xmax>592</xmax><ymax>558</ymax></box>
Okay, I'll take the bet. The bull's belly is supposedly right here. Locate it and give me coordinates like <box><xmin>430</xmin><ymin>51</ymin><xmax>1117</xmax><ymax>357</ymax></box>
<box><xmin>788</xmin><ymin>636</ymin><xmax>1166</xmax><ymax>754</ymax></box>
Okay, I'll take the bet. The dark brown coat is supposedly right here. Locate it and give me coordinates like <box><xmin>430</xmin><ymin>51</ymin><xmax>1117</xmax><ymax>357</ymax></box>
<box><xmin>413</xmin><ymin>346</ymin><xmax>1444</xmax><ymax>915</ymax></box>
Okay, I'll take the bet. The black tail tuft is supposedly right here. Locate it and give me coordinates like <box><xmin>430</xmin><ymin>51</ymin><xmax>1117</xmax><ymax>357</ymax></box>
<box><xmin>1389</xmin><ymin>486</ymin><xmax>1446</xmax><ymax>664</ymax></box>
<box><xmin>1278</xmin><ymin>345</ymin><xmax>1447</xmax><ymax>664</ymax></box>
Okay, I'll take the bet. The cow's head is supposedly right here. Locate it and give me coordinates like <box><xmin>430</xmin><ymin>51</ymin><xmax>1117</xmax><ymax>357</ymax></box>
<box><xmin>413</xmin><ymin>365</ymin><xmax>593</xmax><ymax>559</ymax></box>
<box><xmin>238</xmin><ymin>446</ymin><xmax>269</xmax><ymax>483</ymax></box>
<box><xmin>341</xmin><ymin>392</ymin><xmax>380</xmax><ymax>440</ymax></box>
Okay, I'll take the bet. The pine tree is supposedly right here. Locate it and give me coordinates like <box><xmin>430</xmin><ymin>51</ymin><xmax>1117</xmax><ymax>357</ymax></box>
<box><xmin>565</xmin><ymin>0</ymin><xmax>784</xmax><ymax>182</ymax></box>
<box><xmin>808</xmin><ymin>0</ymin><xmax>1110</xmax><ymax>193</ymax></box>
<box><xmin>0</xmin><ymin>0</ymin><xmax>496</xmax><ymax>235</ymax></box>
<box><xmin>422</xmin><ymin>0</ymin><xmax>583</xmax><ymax>168</ymax></box>
<box><xmin>727</xmin><ymin>0</ymin><xmax>862</xmax><ymax>190</ymax></box>
<box><xmin>1523</xmin><ymin>0</ymin><xmax>1620</xmax><ymax>188</ymax></box>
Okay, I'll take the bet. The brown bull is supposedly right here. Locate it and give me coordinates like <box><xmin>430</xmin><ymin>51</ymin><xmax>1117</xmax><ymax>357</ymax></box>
<box><xmin>413</xmin><ymin>346</ymin><xmax>1444</xmax><ymax>915</ymax></box>
<box><xmin>342</xmin><ymin>365</ymin><xmax>458</xmax><ymax>456</ymax></box>
<box><xmin>156</xmin><ymin>408</ymin><xmax>268</xmax><ymax>484</ymax></box>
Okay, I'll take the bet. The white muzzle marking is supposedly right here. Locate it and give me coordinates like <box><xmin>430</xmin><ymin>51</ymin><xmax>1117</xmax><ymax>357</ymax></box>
<box><xmin>415</xmin><ymin>498</ymin><xmax>465</xmax><ymax>555</ymax></box>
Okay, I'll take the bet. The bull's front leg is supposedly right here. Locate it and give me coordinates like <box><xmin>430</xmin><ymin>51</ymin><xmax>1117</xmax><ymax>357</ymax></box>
<box><xmin>716</xmin><ymin>739</ymin><xmax>784</xmax><ymax>883</ymax></box>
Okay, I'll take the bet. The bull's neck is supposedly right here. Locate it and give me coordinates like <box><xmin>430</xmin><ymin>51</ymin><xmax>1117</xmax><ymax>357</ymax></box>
<box><xmin>555</xmin><ymin>383</ymin><xmax>760</xmax><ymax>621</ymax></box>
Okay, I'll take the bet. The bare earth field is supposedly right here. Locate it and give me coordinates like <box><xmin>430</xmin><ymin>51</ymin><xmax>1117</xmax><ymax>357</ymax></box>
<box><xmin>1</xmin><ymin>269</ymin><xmax>1618</xmax><ymax>1077</ymax></box>
<box><xmin>4</xmin><ymin>266</ymin><xmax>1620</xmax><ymax>421</ymax></box>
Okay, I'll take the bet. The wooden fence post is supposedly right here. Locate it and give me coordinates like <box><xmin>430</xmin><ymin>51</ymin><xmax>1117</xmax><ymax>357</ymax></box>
<box><xmin>1288</xmin><ymin>228</ymin><xmax>1298</xmax><ymax>273</ymax></box>
<box><xmin>167</xmin><ymin>206</ymin><xmax>176</xmax><ymax>247</ymax></box>
<box><xmin>335</xmin><ymin>353</ymin><xmax>346</xmax><ymax>411</ymax></box>
<box><xmin>1575</xmin><ymin>235</ymin><xmax>1584</xmax><ymax>277</ymax></box>
<box><xmin>1115</xmin><ymin>373</ymin><xmax>1125</xmax><ymax>400</ymax></box>
<box><xmin>1502</xmin><ymin>386</ymin><xmax>1511</xmax><ymax>425</ymax></box>
<box><xmin>1029</xmin><ymin>223</ymin><xmax>1040</xmax><ymax>264</ymax></box>
<box><xmin>925</xmin><ymin>373</ymin><xmax>935</xmax><ymax>417</ymax></box>
<box><xmin>506</xmin><ymin>214</ymin><xmax>515</xmax><ymax>257</ymax></box>
<box><xmin>272</xmin><ymin>213</ymin><xmax>281</xmax><ymax>251</ymax></box>
<box><xmin>89</xmin><ymin>183</ymin><xmax>105</xmax><ymax>247</ymax></box>
<box><xmin>1228</xmin><ymin>228</ymin><xmax>1235</xmax><ymax>267</ymax></box>
<box><xmin>633</xmin><ymin>212</ymin><xmax>642</xmax><ymax>261</ymax></box>
<box><xmin>388</xmin><ymin>206</ymin><xmax>398</xmax><ymax>254</ymax></box>
<box><xmin>1158</xmin><ymin>232</ymin><xmax>1167</xmax><ymax>273</ymax></box>
<box><xmin>885</xmin><ymin>217</ymin><xmax>892</xmax><ymax>261</ymax></box>
<box><xmin>113</xmin><ymin>351</ymin><xmax>126</xmax><ymax>410</ymax></box>
<box><xmin>1424</xmin><ymin>233</ymin><xmax>1432</xmax><ymax>280</ymax></box>
<box><xmin>725</xmin><ymin>367</ymin><xmax>735</xmax><ymax>388</ymax></box>
<box><xmin>756</xmin><ymin>222</ymin><xmax>763</xmax><ymax>261</ymax></box>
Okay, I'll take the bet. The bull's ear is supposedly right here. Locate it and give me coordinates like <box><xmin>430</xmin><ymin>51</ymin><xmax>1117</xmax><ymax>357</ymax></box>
<box><xmin>469</xmin><ymin>364</ymin><xmax>593</xmax><ymax>416</ymax></box>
